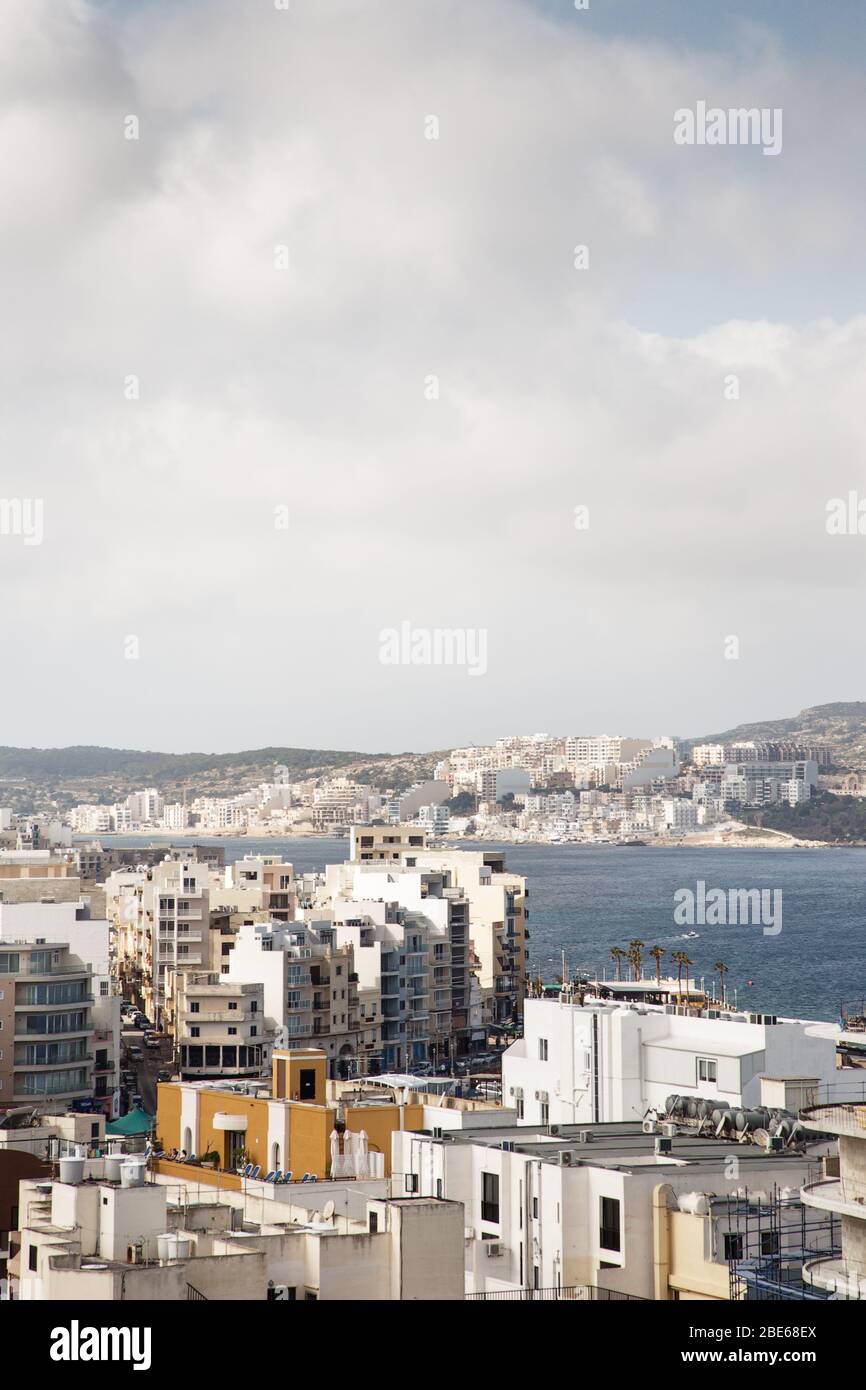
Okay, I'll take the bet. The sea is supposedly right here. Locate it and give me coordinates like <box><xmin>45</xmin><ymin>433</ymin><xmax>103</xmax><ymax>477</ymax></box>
<box><xmin>92</xmin><ymin>837</ymin><xmax>866</xmax><ymax>1024</ymax></box>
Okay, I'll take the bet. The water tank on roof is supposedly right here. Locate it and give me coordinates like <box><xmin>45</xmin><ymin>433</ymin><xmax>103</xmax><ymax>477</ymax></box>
<box><xmin>120</xmin><ymin>1158</ymin><xmax>146</xmax><ymax>1188</ymax></box>
<box><xmin>678</xmin><ymin>1192</ymin><xmax>711</xmax><ymax>1216</ymax></box>
<box><xmin>59</xmin><ymin>1157</ymin><xmax>85</xmax><ymax>1184</ymax></box>
<box><xmin>104</xmin><ymin>1155</ymin><xmax>124</xmax><ymax>1182</ymax></box>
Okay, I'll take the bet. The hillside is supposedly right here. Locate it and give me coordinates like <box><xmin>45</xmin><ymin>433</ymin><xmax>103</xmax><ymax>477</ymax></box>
<box><xmin>687</xmin><ymin>702</ymin><xmax>866</xmax><ymax>768</ymax></box>
<box><xmin>741</xmin><ymin>792</ymin><xmax>866</xmax><ymax>843</ymax></box>
<box><xmin>0</xmin><ymin>744</ymin><xmax>445</xmax><ymax>808</ymax></box>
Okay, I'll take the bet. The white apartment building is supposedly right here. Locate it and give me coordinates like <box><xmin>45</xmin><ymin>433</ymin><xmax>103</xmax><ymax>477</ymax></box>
<box><xmin>392</xmin><ymin>1118</ymin><xmax>832</xmax><ymax>1298</ymax></box>
<box><xmin>125</xmin><ymin>788</ymin><xmax>164</xmax><ymax>823</ymax></box>
<box><xmin>12</xmin><ymin>1163</ymin><xmax>464</xmax><ymax>1302</ymax></box>
<box><xmin>692</xmin><ymin>744</ymin><xmax>727</xmax><ymax>768</ymax></box>
<box><xmin>106</xmin><ymin>858</ymin><xmax>211</xmax><ymax>1024</ymax></box>
<box><xmin>312</xmin><ymin>861</ymin><xmax>475</xmax><ymax>1069</ymax></box>
<box><xmin>162</xmin><ymin>802</ymin><xmax>191</xmax><ymax>831</ymax></box>
<box><xmin>502</xmin><ymin>997</ymin><xmax>839</xmax><ymax>1127</ymax></box>
<box><xmin>660</xmin><ymin>797</ymin><xmax>698</xmax><ymax>832</ymax></box>
<box><xmin>226</xmin><ymin>921</ymin><xmax>359</xmax><ymax>1075</ymax></box>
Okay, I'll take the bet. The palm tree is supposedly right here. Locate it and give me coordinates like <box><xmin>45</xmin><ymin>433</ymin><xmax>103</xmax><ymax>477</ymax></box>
<box><xmin>628</xmin><ymin>939</ymin><xmax>645</xmax><ymax>981</ymax></box>
<box><xmin>671</xmin><ymin>949</ymin><xmax>690</xmax><ymax>1001</ymax></box>
<box><xmin>610</xmin><ymin>946</ymin><xmax>626</xmax><ymax>981</ymax></box>
<box><xmin>714</xmin><ymin>960</ymin><xmax>729</xmax><ymax>1006</ymax></box>
<box><xmin>681</xmin><ymin>952</ymin><xmax>693</xmax><ymax>1001</ymax></box>
<box><xmin>649</xmin><ymin>946</ymin><xmax>666</xmax><ymax>984</ymax></box>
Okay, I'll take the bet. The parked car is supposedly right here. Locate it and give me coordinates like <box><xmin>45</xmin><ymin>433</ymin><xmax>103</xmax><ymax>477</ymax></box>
<box><xmin>131</xmin><ymin>1093</ymin><xmax>143</xmax><ymax>1108</ymax></box>
<box><xmin>128</xmin><ymin>1046</ymin><xmax>143</xmax><ymax>1061</ymax></box>
<box><xmin>144</xmin><ymin>1037</ymin><xmax>161</xmax><ymax>1050</ymax></box>
<box><xmin>157</xmin><ymin>1068</ymin><xmax>172</xmax><ymax>1082</ymax></box>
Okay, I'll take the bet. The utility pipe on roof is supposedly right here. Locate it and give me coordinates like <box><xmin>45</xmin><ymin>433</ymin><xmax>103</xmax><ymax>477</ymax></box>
<box><xmin>653</xmin><ymin>1183</ymin><xmax>677</xmax><ymax>1300</ymax></box>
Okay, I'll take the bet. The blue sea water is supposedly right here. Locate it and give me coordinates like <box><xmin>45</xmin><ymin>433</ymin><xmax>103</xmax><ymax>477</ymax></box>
<box><xmin>95</xmin><ymin>837</ymin><xmax>866</xmax><ymax>1023</ymax></box>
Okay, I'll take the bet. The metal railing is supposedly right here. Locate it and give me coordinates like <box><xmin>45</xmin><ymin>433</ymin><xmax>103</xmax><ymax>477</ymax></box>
<box><xmin>467</xmin><ymin>1285</ymin><xmax>644</xmax><ymax>1302</ymax></box>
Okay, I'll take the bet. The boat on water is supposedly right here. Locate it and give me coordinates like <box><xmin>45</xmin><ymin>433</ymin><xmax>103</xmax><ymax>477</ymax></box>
<box><xmin>681</xmin><ymin>931</ymin><xmax>699</xmax><ymax>939</ymax></box>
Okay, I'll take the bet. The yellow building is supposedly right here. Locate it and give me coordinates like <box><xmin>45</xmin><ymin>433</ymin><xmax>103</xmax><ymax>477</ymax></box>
<box><xmin>156</xmin><ymin>1048</ymin><xmax>424</xmax><ymax>1179</ymax></box>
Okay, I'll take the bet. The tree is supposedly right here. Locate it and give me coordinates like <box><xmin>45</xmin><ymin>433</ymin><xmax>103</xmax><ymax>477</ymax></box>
<box><xmin>714</xmin><ymin>960</ymin><xmax>729</xmax><ymax>1006</ymax></box>
<box><xmin>610</xmin><ymin>946</ymin><xmax>626</xmax><ymax>981</ymax></box>
<box><xmin>671</xmin><ymin>950</ymin><xmax>692</xmax><ymax>1001</ymax></box>
<box><xmin>628</xmin><ymin>939</ymin><xmax>645</xmax><ymax>981</ymax></box>
<box><xmin>649</xmin><ymin>946</ymin><xmax>666</xmax><ymax>984</ymax></box>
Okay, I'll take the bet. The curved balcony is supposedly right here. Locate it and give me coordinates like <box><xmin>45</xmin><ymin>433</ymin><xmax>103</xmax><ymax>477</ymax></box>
<box><xmin>802</xmin><ymin>1255</ymin><xmax>866</xmax><ymax>1299</ymax></box>
<box><xmin>802</xmin><ymin>1177</ymin><xmax>866</xmax><ymax>1220</ymax></box>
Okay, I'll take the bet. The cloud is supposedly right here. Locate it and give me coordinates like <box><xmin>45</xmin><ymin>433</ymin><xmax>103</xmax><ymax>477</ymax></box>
<box><xmin>1</xmin><ymin>0</ymin><xmax>864</xmax><ymax>749</ymax></box>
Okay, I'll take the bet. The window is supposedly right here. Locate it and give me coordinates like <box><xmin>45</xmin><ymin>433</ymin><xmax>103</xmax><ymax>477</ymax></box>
<box><xmin>405</xmin><ymin>1172</ymin><xmax>419</xmax><ymax>1194</ymax></box>
<box><xmin>538</xmin><ymin>1038</ymin><xmax>548</xmax><ymax>1062</ymax></box>
<box><xmin>190</xmin><ymin>1026</ymin><xmax>200</xmax><ymax>1038</ymax></box>
<box><xmin>540</xmin><ymin>1101</ymin><xmax>549</xmax><ymax>1125</ymax></box>
<box><xmin>516</xmin><ymin>1096</ymin><xmax>524</xmax><ymax>1120</ymax></box>
<box><xmin>369</xmin><ymin>1211</ymin><xmax>378</xmax><ymax>1233</ymax></box>
<box><xmin>29</xmin><ymin>1245</ymin><xmax>38</xmax><ymax>1272</ymax></box>
<box><xmin>532</xmin><ymin>1196</ymin><xmax>538</xmax><ymax>1220</ymax></box>
<box><xmin>228</xmin><ymin>1027</ymin><xmax>237</xmax><ymax>1036</ymax></box>
<box><xmin>228</xmin><ymin>1001</ymin><xmax>237</xmax><ymax>1010</ymax></box>
<box><xmin>100</xmin><ymin>980</ymin><xmax>109</xmax><ymax>996</ymax></box>
<box><xmin>190</xmin><ymin>1001</ymin><xmax>200</xmax><ymax>1014</ymax></box>
<box><xmin>724</xmin><ymin>1232</ymin><xmax>744</xmax><ymax>1261</ymax></box>
<box><xmin>600</xmin><ymin>1197</ymin><xmax>621</xmax><ymax>1252</ymax></box>
<box><xmin>436</xmin><ymin>1179</ymin><xmax>443</xmax><ymax>1199</ymax></box>
<box><xmin>481</xmin><ymin>1171</ymin><xmax>500</xmax><ymax>1224</ymax></box>
<box><xmin>697</xmin><ymin>1057</ymin><xmax>718</xmax><ymax>1084</ymax></box>
<box><xmin>760</xmin><ymin>1231</ymin><xmax>780</xmax><ymax>1257</ymax></box>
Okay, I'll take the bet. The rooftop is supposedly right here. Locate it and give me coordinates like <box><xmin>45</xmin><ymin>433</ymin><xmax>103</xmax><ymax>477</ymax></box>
<box><xmin>421</xmin><ymin>1119</ymin><xmax>831</xmax><ymax>1176</ymax></box>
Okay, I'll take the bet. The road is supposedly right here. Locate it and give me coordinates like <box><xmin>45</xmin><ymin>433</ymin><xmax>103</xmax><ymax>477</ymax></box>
<box><xmin>120</xmin><ymin>1027</ymin><xmax>173</xmax><ymax>1117</ymax></box>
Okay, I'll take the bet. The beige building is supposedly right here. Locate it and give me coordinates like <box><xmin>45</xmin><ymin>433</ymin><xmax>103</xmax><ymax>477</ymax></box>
<box><xmin>106</xmin><ymin>858</ymin><xmax>212</xmax><ymax>1024</ymax></box>
<box><xmin>11</xmin><ymin>1159</ymin><xmax>464</xmax><ymax>1301</ymax></box>
<box><xmin>166</xmin><ymin>971</ymin><xmax>266</xmax><ymax>1081</ymax></box>
<box><xmin>0</xmin><ymin>941</ymin><xmax>95</xmax><ymax>1109</ymax></box>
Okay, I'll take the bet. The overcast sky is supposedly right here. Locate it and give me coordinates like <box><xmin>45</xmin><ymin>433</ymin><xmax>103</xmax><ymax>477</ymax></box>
<box><xmin>2</xmin><ymin>0</ymin><xmax>866</xmax><ymax>755</ymax></box>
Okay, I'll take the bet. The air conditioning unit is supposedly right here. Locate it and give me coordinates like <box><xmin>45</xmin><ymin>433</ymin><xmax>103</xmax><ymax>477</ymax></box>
<box><xmin>534</xmin><ymin>1091</ymin><xmax>542</xmax><ymax>1101</ymax></box>
<box><xmin>642</xmin><ymin>1119</ymin><xmax>658</xmax><ymax>1135</ymax></box>
<box><xmin>559</xmin><ymin>1150</ymin><xmax>573</xmax><ymax>1167</ymax></box>
<box><xmin>549</xmin><ymin>1124</ymin><xmax>560</xmax><ymax>1136</ymax></box>
<box><xmin>655</xmin><ymin>1136</ymin><xmax>672</xmax><ymax>1155</ymax></box>
<box><xmin>485</xmin><ymin>1242</ymin><xmax>503</xmax><ymax>1258</ymax></box>
<box><xmin>575</xmin><ymin>1131</ymin><xmax>593</xmax><ymax>1144</ymax></box>
<box><xmin>661</xmin><ymin>1122</ymin><xmax>677</xmax><ymax>1138</ymax></box>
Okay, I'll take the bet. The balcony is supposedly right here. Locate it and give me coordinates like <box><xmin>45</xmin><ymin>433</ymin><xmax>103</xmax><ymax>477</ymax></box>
<box><xmin>802</xmin><ymin>1256</ymin><xmax>866</xmax><ymax>1299</ymax></box>
<box><xmin>801</xmin><ymin>1177</ymin><xmax>866</xmax><ymax>1220</ymax></box>
<box><xmin>183</xmin><ymin>1010</ymin><xmax>249</xmax><ymax>1024</ymax></box>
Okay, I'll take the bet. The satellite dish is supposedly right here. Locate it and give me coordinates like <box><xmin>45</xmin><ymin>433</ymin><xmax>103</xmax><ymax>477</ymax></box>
<box><xmin>323</xmin><ymin>1200</ymin><xmax>335</xmax><ymax>1221</ymax></box>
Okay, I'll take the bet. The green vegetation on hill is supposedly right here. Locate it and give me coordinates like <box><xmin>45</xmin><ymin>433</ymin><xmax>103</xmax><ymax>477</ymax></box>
<box><xmin>741</xmin><ymin>792</ymin><xmax>866</xmax><ymax>843</ymax></box>
<box><xmin>0</xmin><ymin>745</ymin><xmax>391</xmax><ymax>781</ymax></box>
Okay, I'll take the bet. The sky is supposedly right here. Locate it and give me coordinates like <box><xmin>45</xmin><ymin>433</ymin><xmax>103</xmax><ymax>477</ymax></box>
<box><xmin>2</xmin><ymin>0</ymin><xmax>866</xmax><ymax>754</ymax></box>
